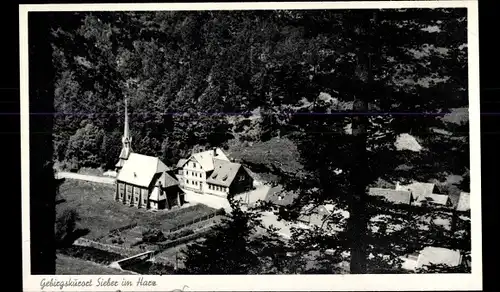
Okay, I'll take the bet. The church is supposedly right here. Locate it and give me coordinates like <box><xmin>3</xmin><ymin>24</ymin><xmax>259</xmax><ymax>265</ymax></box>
<box><xmin>114</xmin><ymin>98</ymin><xmax>184</xmax><ymax>210</ymax></box>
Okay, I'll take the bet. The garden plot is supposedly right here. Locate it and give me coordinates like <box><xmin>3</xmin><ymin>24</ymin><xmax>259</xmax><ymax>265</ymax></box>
<box><xmin>58</xmin><ymin>180</ymin><xmax>217</xmax><ymax>240</ymax></box>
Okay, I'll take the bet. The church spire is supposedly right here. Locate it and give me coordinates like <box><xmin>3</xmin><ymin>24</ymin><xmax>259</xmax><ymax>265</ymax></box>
<box><xmin>122</xmin><ymin>97</ymin><xmax>131</xmax><ymax>145</ymax></box>
<box><xmin>116</xmin><ymin>96</ymin><xmax>133</xmax><ymax>171</ymax></box>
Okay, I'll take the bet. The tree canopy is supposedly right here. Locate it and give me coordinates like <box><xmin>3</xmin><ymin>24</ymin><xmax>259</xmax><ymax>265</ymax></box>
<box><xmin>49</xmin><ymin>8</ymin><xmax>470</xmax><ymax>274</ymax></box>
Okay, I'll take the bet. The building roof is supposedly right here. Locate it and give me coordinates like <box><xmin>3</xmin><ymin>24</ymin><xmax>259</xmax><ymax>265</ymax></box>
<box><xmin>264</xmin><ymin>185</ymin><xmax>299</xmax><ymax>207</ymax></box>
<box><xmin>149</xmin><ymin>184</ymin><xmax>167</xmax><ymax>201</ymax></box>
<box><xmin>157</xmin><ymin>171</ymin><xmax>179</xmax><ymax>188</ymax></box>
<box><xmin>176</xmin><ymin>158</ymin><xmax>188</xmax><ymax>168</ymax></box>
<box><xmin>115</xmin><ymin>157</ymin><xmax>126</xmax><ymax>168</ymax></box>
<box><xmin>118</xmin><ymin>146</ymin><xmax>132</xmax><ymax>160</ymax></box>
<box><xmin>116</xmin><ymin>153</ymin><xmax>170</xmax><ymax>188</ymax></box>
<box><xmin>395</xmin><ymin>133</ymin><xmax>423</xmax><ymax>152</ymax></box>
<box><xmin>298</xmin><ymin>204</ymin><xmax>331</xmax><ymax>226</ymax></box>
<box><xmin>456</xmin><ymin>192</ymin><xmax>470</xmax><ymax>211</ymax></box>
<box><xmin>416</xmin><ymin>247</ymin><xmax>462</xmax><ymax>269</ymax></box>
<box><xmin>369</xmin><ymin>188</ymin><xmax>412</xmax><ymax>205</ymax></box>
<box><xmin>189</xmin><ymin>148</ymin><xmax>229</xmax><ymax>171</ymax></box>
<box><xmin>396</xmin><ymin>181</ymin><xmax>435</xmax><ymax>200</ymax></box>
<box><xmin>206</xmin><ymin>159</ymin><xmax>243</xmax><ymax>187</ymax></box>
<box><xmin>417</xmin><ymin>193</ymin><xmax>450</xmax><ymax>206</ymax></box>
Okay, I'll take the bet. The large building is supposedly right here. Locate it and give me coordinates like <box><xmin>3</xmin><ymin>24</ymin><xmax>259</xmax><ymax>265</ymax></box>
<box><xmin>115</xmin><ymin>153</ymin><xmax>184</xmax><ymax>210</ymax></box>
<box><xmin>114</xmin><ymin>98</ymin><xmax>184</xmax><ymax>210</ymax></box>
<box><xmin>176</xmin><ymin>148</ymin><xmax>254</xmax><ymax>197</ymax></box>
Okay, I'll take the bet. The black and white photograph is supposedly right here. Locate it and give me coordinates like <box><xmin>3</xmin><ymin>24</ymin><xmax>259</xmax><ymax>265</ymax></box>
<box><xmin>21</xmin><ymin>1</ymin><xmax>481</xmax><ymax>291</ymax></box>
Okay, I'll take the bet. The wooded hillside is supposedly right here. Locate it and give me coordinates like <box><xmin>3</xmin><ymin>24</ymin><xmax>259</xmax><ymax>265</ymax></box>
<box><xmin>47</xmin><ymin>8</ymin><xmax>471</xmax><ymax>274</ymax></box>
<box><xmin>50</xmin><ymin>9</ymin><xmax>468</xmax><ymax>177</ymax></box>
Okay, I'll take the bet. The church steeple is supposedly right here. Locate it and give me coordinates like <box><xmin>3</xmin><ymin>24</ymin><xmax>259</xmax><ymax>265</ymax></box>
<box><xmin>122</xmin><ymin>97</ymin><xmax>131</xmax><ymax>146</ymax></box>
<box><xmin>116</xmin><ymin>97</ymin><xmax>133</xmax><ymax>171</ymax></box>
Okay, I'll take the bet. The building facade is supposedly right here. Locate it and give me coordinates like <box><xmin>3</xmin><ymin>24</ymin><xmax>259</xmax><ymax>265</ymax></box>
<box><xmin>176</xmin><ymin>148</ymin><xmax>254</xmax><ymax>197</ymax></box>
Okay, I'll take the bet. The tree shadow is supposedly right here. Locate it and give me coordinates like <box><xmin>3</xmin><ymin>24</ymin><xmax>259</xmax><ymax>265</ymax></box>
<box><xmin>59</xmin><ymin>228</ymin><xmax>90</xmax><ymax>248</ymax></box>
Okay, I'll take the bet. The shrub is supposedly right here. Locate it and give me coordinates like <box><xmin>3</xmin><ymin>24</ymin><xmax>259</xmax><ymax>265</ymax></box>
<box><xmin>165</xmin><ymin>228</ymin><xmax>195</xmax><ymax>241</ymax></box>
<box><xmin>59</xmin><ymin>246</ymin><xmax>122</xmax><ymax>265</ymax></box>
<box><xmin>142</xmin><ymin>228</ymin><xmax>166</xmax><ymax>243</ymax></box>
<box><xmin>111</xmin><ymin>237</ymin><xmax>124</xmax><ymax>245</ymax></box>
<box><xmin>55</xmin><ymin>208</ymin><xmax>80</xmax><ymax>247</ymax></box>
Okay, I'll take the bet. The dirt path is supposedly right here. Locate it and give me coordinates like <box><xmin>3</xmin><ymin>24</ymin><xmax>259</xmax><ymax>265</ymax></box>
<box><xmin>56</xmin><ymin>172</ymin><xmax>116</xmax><ymax>185</ymax></box>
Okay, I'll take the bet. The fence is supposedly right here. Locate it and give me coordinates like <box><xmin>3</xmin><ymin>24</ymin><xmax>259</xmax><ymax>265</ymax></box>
<box><xmin>93</xmin><ymin>222</ymin><xmax>138</xmax><ymax>241</ymax></box>
<box><xmin>74</xmin><ymin>238</ymin><xmax>142</xmax><ymax>257</ymax></box>
<box><xmin>167</xmin><ymin>208</ymin><xmax>226</xmax><ymax>233</ymax></box>
<box><xmin>156</xmin><ymin>227</ymin><xmax>214</xmax><ymax>251</ymax></box>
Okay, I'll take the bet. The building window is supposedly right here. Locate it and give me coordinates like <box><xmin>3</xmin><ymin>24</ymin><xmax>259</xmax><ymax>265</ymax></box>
<box><xmin>135</xmin><ymin>197</ymin><xmax>138</xmax><ymax>202</ymax></box>
<box><xmin>186</xmin><ymin>180</ymin><xmax>189</xmax><ymax>184</ymax></box>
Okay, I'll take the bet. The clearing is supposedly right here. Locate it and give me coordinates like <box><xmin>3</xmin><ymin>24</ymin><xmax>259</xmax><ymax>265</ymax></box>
<box><xmin>57</xmin><ymin>180</ymin><xmax>217</xmax><ymax>240</ymax></box>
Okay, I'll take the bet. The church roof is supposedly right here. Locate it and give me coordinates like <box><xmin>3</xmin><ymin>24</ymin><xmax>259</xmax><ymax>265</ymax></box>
<box><xmin>118</xmin><ymin>146</ymin><xmax>132</xmax><ymax>160</ymax></box>
<box><xmin>206</xmin><ymin>159</ymin><xmax>244</xmax><ymax>187</ymax></box>
<box><xmin>116</xmin><ymin>153</ymin><xmax>170</xmax><ymax>188</ymax></box>
<box><xmin>157</xmin><ymin>171</ymin><xmax>179</xmax><ymax>188</ymax></box>
<box><xmin>190</xmin><ymin>148</ymin><xmax>230</xmax><ymax>171</ymax></box>
<box><xmin>115</xmin><ymin>158</ymin><xmax>126</xmax><ymax>169</ymax></box>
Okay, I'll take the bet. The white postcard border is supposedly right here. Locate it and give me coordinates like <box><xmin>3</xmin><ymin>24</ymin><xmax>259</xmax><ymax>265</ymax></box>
<box><xmin>20</xmin><ymin>1</ymin><xmax>482</xmax><ymax>291</ymax></box>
